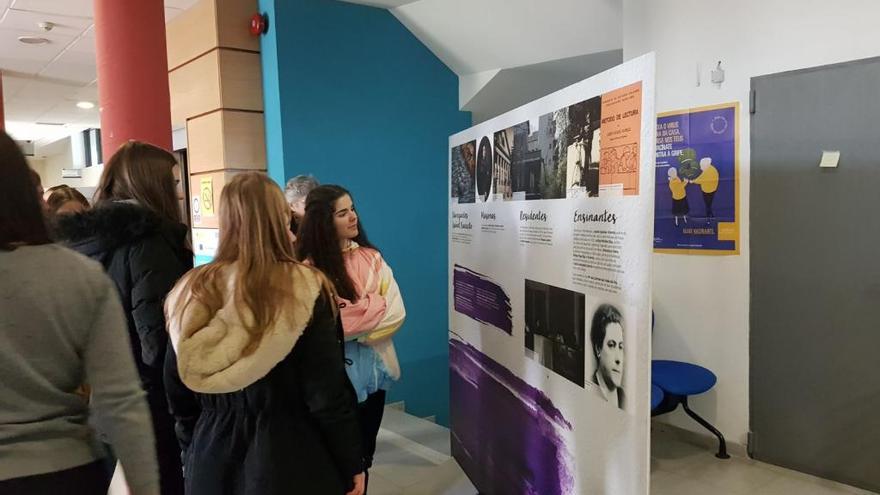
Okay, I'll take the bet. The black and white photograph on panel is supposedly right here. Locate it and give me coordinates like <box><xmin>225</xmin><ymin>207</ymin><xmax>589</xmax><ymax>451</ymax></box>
<box><xmin>588</xmin><ymin>302</ymin><xmax>626</xmax><ymax>410</ymax></box>
<box><xmin>451</xmin><ymin>140</ymin><xmax>476</xmax><ymax>204</ymax></box>
<box><xmin>524</xmin><ymin>279</ymin><xmax>586</xmax><ymax>387</ymax></box>
<box><xmin>502</xmin><ymin>121</ymin><xmax>540</xmax><ymax>201</ymax></box>
<box><xmin>492</xmin><ymin>126</ymin><xmax>514</xmax><ymax>201</ymax></box>
<box><xmin>528</xmin><ymin>110</ymin><xmax>567</xmax><ymax>200</ymax></box>
<box><xmin>476</xmin><ymin>136</ymin><xmax>493</xmax><ymax>202</ymax></box>
<box><xmin>563</xmin><ymin>96</ymin><xmax>602</xmax><ymax>198</ymax></box>
<box><xmin>494</xmin><ymin>121</ymin><xmax>532</xmax><ymax>201</ymax></box>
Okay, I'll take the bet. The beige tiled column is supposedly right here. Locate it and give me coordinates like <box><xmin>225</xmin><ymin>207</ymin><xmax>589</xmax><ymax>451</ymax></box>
<box><xmin>166</xmin><ymin>0</ymin><xmax>266</xmax><ymax>240</ymax></box>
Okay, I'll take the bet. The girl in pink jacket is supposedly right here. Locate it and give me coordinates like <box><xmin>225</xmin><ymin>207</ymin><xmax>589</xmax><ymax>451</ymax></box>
<box><xmin>297</xmin><ymin>185</ymin><xmax>405</xmax><ymax>485</ymax></box>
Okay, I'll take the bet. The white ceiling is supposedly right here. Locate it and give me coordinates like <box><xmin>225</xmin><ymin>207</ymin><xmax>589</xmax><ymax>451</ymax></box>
<box><xmin>5</xmin><ymin>0</ymin><xmax>624</xmax><ymax>148</ymax></box>
<box><xmin>347</xmin><ymin>0</ymin><xmax>623</xmax><ymax>121</ymax></box>
<box><xmin>463</xmin><ymin>49</ymin><xmax>623</xmax><ymax>123</ymax></box>
<box><xmin>0</xmin><ymin>0</ymin><xmax>198</xmax><ymax>148</ymax></box>
<box><xmin>389</xmin><ymin>0</ymin><xmax>622</xmax><ymax>76</ymax></box>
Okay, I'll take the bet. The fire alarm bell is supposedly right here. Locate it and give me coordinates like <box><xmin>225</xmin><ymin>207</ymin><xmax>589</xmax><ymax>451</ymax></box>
<box><xmin>250</xmin><ymin>13</ymin><xmax>269</xmax><ymax>36</ymax></box>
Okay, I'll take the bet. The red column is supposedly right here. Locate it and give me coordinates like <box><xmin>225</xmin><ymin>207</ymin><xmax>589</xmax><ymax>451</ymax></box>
<box><xmin>94</xmin><ymin>0</ymin><xmax>172</xmax><ymax>157</ymax></box>
<box><xmin>0</xmin><ymin>71</ymin><xmax>6</xmax><ymax>132</ymax></box>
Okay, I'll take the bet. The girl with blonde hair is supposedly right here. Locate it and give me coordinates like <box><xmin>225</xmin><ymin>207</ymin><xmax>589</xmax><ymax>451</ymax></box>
<box><xmin>164</xmin><ymin>172</ymin><xmax>365</xmax><ymax>495</ymax></box>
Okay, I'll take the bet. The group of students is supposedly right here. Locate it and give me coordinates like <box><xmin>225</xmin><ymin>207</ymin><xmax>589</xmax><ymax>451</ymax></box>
<box><xmin>0</xmin><ymin>129</ymin><xmax>405</xmax><ymax>495</ymax></box>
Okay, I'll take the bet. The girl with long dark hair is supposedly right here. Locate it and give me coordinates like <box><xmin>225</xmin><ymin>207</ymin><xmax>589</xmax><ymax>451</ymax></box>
<box><xmin>0</xmin><ymin>131</ymin><xmax>158</xmax><ymax>494</ymax></box>
<box><xmin>55</xmin><ymin>140</ymin><xmax>191</xmax><ymax>494</ymax></box>
<box><xmin>297</xmin><ymin>185</ymin><xmax>406</xmax><ymax>489</ymax></box>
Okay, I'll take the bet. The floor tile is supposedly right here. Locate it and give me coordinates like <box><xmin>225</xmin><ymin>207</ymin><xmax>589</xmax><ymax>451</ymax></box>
<box><xmin>651</xmin><ymin>472</ymin><xmax>732</xmax><ymax>495</ymax></box>
<box><xmin>107</xmin><ymin>410</ymin><xmax>879</xmax><ymax>495</ymax></box>
<box><xmin>368</xmin><ymin>414</ymin><xmax>878</xmax><ymax>495</ymax></box>
<box><xmin>405</xmin><ymin>459</ymin><xmax>476</xmax><ymax>495</ymax></box>
<box><xmin>382</xmin><ymin>407</ymin><xmax>453</xmax><ymax>456</ymax></box>
<box><xmin>687</xmin><ymin>456</ymin><xmax>779</xmax><ymax>493</ymax></box>
<box><xmin>650</xmin><ymin>428</ymin><xmax>720</xmax><ymax>473</ymax></box>
<box><xmin>754</xmin><ymin>468</ymin><xmax>878</xmax><ymax>495</ymax></box>
<box><xmin>650</xmin><ymin>470</ymin><xmax>685</xmax><ymax>493</ymax></box>
<box><xmin>367</xmin><ymin>472</ymin><xmax>405</xmax><ymax>495</ymax></box>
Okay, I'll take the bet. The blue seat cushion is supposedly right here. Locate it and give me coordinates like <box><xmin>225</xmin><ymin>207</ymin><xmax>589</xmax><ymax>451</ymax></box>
<box><xmin>652</xmin><ymin>360</ymin><xmax>717</xmax><ymax>396</ymax></box>
<box><xmin>651</xmin><ymin>384</ymin><xmax>664</xmax><ymax>410</ymax></box>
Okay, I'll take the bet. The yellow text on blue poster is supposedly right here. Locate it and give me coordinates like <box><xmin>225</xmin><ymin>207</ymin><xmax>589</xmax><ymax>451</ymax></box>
<box><xmin>654</xmin><ymin>102</ymin><xmax>739</xmax><ymax>255</ymax></box>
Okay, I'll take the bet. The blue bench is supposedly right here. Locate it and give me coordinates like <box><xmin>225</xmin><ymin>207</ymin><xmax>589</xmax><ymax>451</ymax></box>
<box><xmin>651</xmin><ymin>313</ymin><xmax>729</xmax><ymax>459</ymax></box>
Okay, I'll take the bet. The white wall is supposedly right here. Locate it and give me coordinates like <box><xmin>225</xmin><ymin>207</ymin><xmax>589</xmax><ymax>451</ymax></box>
<box><xmin>391</xmin><ymin>0</ymin><xmax>623</xmax><ymax>122</ymax></box>
<box><xmin>392</xmin><ymin>0</ymin><xmax>622</xmax><ymax>75</ymax></box>
<box><xmin>26</xmin><ymin>157</ymin><xmax>47</xmax><ymax>182</ymax></box>
<box><xmin>40</xmin><ymin>137</ymin><xmax>73</xmax><ymax>188</ymax></box>
<box><xmin>37</xmin><ymin>137</ymin><xmax>103</xmax><ymax>197</ymax></box>
<box><xmin>624</xmin><ymin>0</ymin><xmax>880</xmax><ymax>445</ymax></box>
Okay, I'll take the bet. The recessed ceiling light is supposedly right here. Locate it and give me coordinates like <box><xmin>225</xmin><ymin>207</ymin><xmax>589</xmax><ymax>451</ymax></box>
<box><xmin>76</xmin><ymin>101</ymin><xmax>95</xmax><ymax>110</ymax></box>
<box><xmin>18</xmin><ymin>36</ymin><xmax>50</xmax><ymax>45</ymax></box>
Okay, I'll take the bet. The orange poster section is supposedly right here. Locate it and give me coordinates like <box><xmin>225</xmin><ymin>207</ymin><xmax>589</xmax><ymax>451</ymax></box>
<box><xmin>599</xmin><ymin>82</ymin><xmax>643</xmax><ymax>196</ymax></box>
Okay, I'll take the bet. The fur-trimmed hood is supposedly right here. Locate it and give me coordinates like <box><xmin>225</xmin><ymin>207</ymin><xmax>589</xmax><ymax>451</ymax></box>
<box><xmin>54</xmin><ymin>201</ymin><xmax>188</xmax><ymax>259</ymax></box>
<box><xmin>165</xmin><ymin>263</ymin><xmax>324</xmax><ymax>394</ymax></box>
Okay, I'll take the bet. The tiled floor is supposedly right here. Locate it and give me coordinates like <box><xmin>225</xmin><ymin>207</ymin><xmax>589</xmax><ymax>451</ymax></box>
<box><xmin>107</xmin><ymin>407</ymin><xmax>878</xmax><ymax>494</ymax></box>
<box><xmin>648</xmin><ymin>426</ymin><xmax>876</xmax><ymax>495</ymax></box>
<box><xmin>371</xmin><ymin>408</ymin><xmax>879</xmax><ymax>495</ymax></box>
<box><xmin>368</xmin><ymin>407</ymin><xmax>472</xmax><ymax>495</ymax></box>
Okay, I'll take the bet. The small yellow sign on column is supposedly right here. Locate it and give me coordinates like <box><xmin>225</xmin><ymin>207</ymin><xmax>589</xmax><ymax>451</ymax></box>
<box><xmin>200</xmin><ymin>178</ymin><xmax>214</xmax><ymax>216</ymax></box>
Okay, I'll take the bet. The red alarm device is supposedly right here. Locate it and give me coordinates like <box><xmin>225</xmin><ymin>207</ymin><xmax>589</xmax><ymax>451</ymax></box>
<box><xmin>250</xmin><ymin>13</ymin><xmax>268</xmax><ymax>36</ymax></box>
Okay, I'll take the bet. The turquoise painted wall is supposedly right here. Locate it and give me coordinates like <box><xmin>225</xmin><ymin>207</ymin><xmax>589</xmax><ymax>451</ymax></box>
<box><xmin>257</xmin><ymin>0</ymin><xmax>285</xmax><ymax>185</ymax></box>
<box><xmin>257</xmin><ymin>0</ymin><xmax>470</xmax><ymax>425</ymax></box>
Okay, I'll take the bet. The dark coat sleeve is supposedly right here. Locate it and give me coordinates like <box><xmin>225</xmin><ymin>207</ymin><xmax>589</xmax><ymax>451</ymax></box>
<box><xmin>128</xmin><ymin>234</ymin><xmax>191</xmax><ymax>372</ymax></box>
<box><xmin>164</xmin><ymin>343</ymin><xmax>200</xmax><ymax>465</ymax></box>
<box><xmin>296</xmin><ymin>292</ymin><xmax>365</xmax><ymax>480</ymax></box>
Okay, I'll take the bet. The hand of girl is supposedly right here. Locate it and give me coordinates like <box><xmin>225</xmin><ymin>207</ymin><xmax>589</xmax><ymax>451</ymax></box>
<box><xmin>346</xmin><ymin>472</ymin><xmax>366</xmax><ymax>495</ymax></box>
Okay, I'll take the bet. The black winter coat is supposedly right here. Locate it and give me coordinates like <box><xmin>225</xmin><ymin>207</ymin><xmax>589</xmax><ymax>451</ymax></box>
<box><xmin>55</xmin><ymin>202</ymin><xmax>192</xmax><ymax>494</ymax></box>
<box><xmin>163</xmin><ymin>264</ymin><xmax>364</xmax><ymax>495</ymax></box>
<box><xmin>55</xmin><ymin>202</ymin><xmax>192</xmax><ymax>391</ymax></box>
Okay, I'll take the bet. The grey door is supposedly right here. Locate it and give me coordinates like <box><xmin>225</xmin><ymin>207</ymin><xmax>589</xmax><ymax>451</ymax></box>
<box><xmin>750</xmin><ymin>56</ymin><xmax>880</xmax><ymax>493</ymax></box>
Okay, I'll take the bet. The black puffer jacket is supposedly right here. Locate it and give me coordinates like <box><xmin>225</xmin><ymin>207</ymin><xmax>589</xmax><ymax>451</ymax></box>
<box><xmin>55</xmin><ymin>202</ymin><xmax>192</xmax><ymax>391</ymax></box>
<box><xmin>55</xmin><ymin>201</ymin><xmax>192</xmax><ymax>494</ymax></box>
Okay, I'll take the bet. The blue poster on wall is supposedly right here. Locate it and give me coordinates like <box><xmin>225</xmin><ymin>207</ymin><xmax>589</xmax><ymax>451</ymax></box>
<box><xmin>654</xmin><ymin>103</ymin><xmax>739</xmax><ymax>254</ymax></box>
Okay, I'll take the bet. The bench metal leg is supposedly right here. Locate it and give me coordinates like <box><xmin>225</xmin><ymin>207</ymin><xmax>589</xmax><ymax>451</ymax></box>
<box><xmin>681</xmin><ymin>397</ymin><xmax>730</xmax><ymax>459</ymax></box>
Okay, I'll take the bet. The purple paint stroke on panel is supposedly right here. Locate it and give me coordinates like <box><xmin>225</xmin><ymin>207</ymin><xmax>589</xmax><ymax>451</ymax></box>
<box><xmin>453</xmin><ymin>265</ymin><xmax>513</xmax><ymax>334</ymax></box>
<box><xmin>449</xmin><ymin>338</ymin><xmax>574</xmax><ymax>495</ymax></box>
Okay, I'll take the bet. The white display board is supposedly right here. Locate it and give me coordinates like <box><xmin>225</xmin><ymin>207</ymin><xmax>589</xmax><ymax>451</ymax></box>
<box><xmin>448</xmin><ymin>53</ymin><xmax>655</xmax><ymax>495</ymax></box>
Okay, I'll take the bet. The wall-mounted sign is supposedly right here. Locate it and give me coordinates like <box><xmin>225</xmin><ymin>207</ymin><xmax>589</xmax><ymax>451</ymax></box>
<box><xmin>654</xmin><ymin>102</ymin><xmax>740</xmax><ymax>255</ymax></box>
